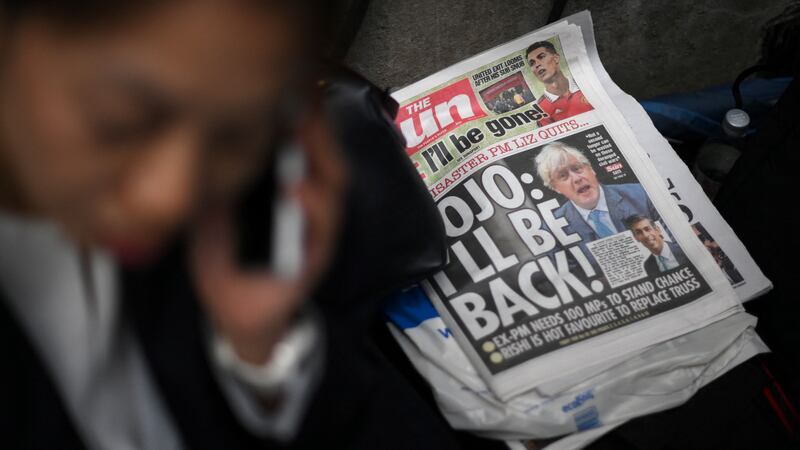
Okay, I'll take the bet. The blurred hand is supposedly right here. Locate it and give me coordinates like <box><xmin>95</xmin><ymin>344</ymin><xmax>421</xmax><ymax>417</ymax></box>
<box><xmin>190</xmin><ymin>110</ymin><xmax>346</xmax><ymax>365</ymax></box>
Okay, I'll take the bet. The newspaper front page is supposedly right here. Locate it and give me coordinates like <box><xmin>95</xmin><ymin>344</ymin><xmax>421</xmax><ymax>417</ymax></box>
<box><xmin>390</xmin><ymin>13</ymin><xmax>757</xmax><ymax>402</ymax></box>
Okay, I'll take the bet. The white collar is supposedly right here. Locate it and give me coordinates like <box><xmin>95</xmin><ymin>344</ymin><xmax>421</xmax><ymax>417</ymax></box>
<box><xmin>543</xmin><ymin>77</ymin><xmax>579</xmax><ymax>102</ymax></box>
<box><xmin>572</xmin><ymin>185</ymin><xmax>608</xmax><ymax>222</ymax></box>
<box><xmin>654</xmin><ymin>240</ymin><xmax>676</xmax><ymax>260</ymax></box>
<box><xmin>0</xmin><ymin>209</ymin><xmax>119</xmax><ymax>390</ymax></box>
<box><xmin>0</xmin><ymin>209</ymin><xmax>184</xmax><ymax>450</ymax></box>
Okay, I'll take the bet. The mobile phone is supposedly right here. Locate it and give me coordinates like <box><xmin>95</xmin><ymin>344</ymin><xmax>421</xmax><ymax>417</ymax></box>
<box><xmin>235</xmin><ymin>140</ymin><xmax>305</xmax><ymax>278</ymax></box>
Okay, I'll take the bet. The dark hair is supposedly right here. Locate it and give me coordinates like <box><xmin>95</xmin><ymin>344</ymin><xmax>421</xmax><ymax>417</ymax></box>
<box><xmin>623</xmin><ymin>214</ymin><xmax>656</xmax><ymax>230</ymax></box>
<box><xmin>526</xmin><ymin>40</ymin><xmax>557</xmax><ymax>57</ymax></box>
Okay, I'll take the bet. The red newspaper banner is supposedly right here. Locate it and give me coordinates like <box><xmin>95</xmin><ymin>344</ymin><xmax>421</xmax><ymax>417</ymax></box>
<box><xmin>396</xmin><ymin>78</ymin><xmax>487</xmax><ymax>156</ymax></box>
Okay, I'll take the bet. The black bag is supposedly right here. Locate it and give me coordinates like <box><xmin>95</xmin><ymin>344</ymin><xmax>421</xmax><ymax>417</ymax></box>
<box><xmin>317</xmin><ymin>68</ymin><xmax>448</xmax><ymax>311</ymax></box>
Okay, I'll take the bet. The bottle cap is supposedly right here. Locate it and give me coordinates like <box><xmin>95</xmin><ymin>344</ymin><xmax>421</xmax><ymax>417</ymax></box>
<box><xmin>722</xmin><ymin>108</ymin><xmax>750</xmax><ymax>138</ymax></box>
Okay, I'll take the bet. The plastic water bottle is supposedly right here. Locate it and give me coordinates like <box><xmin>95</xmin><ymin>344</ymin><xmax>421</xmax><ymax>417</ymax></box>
<box><xmin>692</xmin><ymin>108</ymin><xmax>749</xmax><ymax>199</ymax></box>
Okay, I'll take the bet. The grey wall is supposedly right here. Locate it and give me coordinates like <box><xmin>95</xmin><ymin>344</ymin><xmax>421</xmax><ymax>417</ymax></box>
<box><xmin>345</xmin><ymin>0</ymin><xmax>792</xmax><ymax>99</ymax></box>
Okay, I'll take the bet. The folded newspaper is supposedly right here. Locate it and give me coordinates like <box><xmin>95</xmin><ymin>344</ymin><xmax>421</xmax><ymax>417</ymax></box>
<box><xmin>385</xmin><ymin>11</ymin><xmax>771</xmax><ymax>448</ymax></box>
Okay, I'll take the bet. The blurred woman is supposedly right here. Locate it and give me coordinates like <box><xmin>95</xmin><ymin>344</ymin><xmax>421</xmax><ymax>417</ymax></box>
<box><xmin>0</xmin><ymin>1</ymin><xmax>348</xmax><ymax>448</ymax></box>
<box><xmin>0</xmin><ymin>1</ymin><xmax>479</xmax><ymax>447</ymax></box>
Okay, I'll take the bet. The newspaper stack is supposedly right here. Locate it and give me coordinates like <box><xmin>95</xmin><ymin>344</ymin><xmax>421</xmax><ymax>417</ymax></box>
<box><xmin>384</xmin><ymin>11</ymin><xmax>771</xmax><ymax>449</ymax></box>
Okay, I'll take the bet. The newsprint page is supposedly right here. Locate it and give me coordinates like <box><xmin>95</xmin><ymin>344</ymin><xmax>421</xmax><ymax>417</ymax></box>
<box><xmin>385</xmin><ymin>11</ymin><xmax>770</xmax><ymax>450</ymax></box>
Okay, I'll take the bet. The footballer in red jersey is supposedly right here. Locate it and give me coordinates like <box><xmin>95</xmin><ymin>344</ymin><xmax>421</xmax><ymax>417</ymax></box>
<box><xmin>526</xmin><ymin>40</ymin><xmax>593</xmax><ymax>125</ymax></box>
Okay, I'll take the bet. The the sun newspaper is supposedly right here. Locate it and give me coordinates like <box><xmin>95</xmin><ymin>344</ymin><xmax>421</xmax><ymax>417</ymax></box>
<box><xmin>388</xmin><ymin>11</ymin><xmax>769</xmax><ymax>406</ymax></box>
